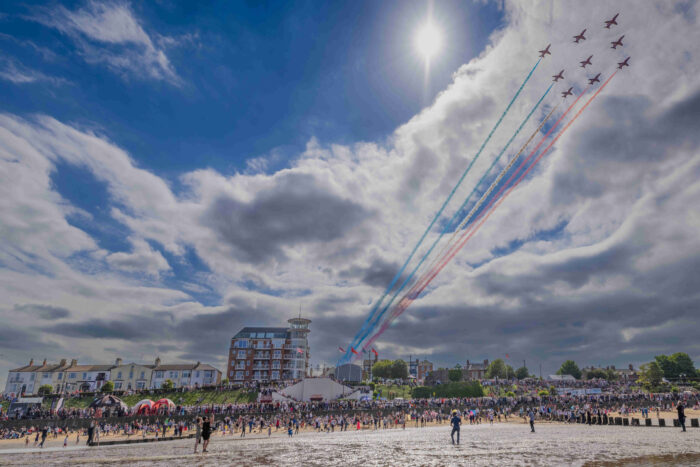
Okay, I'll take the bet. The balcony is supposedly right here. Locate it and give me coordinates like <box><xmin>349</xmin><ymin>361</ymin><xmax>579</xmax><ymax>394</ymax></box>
<box><xmin>254</xmin><ymin>352</ymin><xmax>270</xmax><ymax>359</ymax></box>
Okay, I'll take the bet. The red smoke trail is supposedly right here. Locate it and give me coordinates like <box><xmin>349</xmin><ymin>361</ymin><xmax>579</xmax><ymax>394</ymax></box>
<box><xmin>364</xmin><ymin>72</ymin><xmax>617</xmax><ymax>350</ymax></box>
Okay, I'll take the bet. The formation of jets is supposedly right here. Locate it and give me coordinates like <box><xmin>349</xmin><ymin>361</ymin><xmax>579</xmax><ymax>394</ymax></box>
<box><xmin>540</xmin><ymin>13</ymin><xmax>630</xmax><ymax>99</ymax></box>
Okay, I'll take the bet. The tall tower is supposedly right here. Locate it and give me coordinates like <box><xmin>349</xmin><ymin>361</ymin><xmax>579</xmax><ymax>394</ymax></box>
<box><xmin>287</xmin><ymin>317</ymin><xmax>311</xmax><ymax>380</ymax></box>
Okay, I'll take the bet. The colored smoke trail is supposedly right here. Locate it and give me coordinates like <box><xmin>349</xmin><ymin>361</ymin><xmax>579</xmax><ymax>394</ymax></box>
<box><xmin>340</xmin><ymin>58</ymin><xmax>542</xmax><ymax>363</ymax></box>
<box><xmin>413</xmin><ymin>102</ymin><xmax>559</xmax><ymax>296</ymax></box>
<box><xmin>362</xmin><ymin>72</ymin><xmax>617</xmax><ymax>353</ymax></box>
<box><xmin>352</xmin><ymin>83</ymin><xmax>554</xmax><ymax>353</ymax></box>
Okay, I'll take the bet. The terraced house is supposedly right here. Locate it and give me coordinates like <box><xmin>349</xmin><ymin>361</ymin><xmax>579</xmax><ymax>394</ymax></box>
<box><xmin>3</xmin><ymin>357</ymin><xmax>221</xmax><ymax>396</ymax></box>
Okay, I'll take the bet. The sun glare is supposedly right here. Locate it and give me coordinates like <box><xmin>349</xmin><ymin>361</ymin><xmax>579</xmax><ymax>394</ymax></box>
<box><xmin>415</xmin><ymin>23</ymin><xmax>442</xmax><ymax>60</ymax></box>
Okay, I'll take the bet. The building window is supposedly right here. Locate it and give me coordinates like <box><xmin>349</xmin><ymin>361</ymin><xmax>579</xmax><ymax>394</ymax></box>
<box><xmin>69</xmin><ymin>373</ymin><xmax>76</xmax><ymax>379</ymax></box>
<box><xmin>169</xmin><ymin>371</ymin><xmax>178</xmax><ymax>378</ymax></box>
<box><xmin>140</xmin><ymin>371</ymin><xmax>145</xmax><ymax>379</ymax></box>
<box><xmin>155</xmin><ymin>371</ymin><xmax>163</xmax><ymax>378</ymax></box>
<box><xmin>136</xmin><ymin>381</ymin><xmax>145</xmax><ymax>389</ymax></box>
<box><xmin>235</xmin><ymin>371</ymin><xmax>243</xmax><ymax>380</ymax></box>
<box><xmin>114</xmin><ymin>382</ymin><xmax>122</xmax><ymax>389</ymax></box>
<box><xmin>58</xmin><ymin>373</ymin><xmax>63</xmax><ymax>380</ymax></box>
<box><xmin>117</xmin><ymin>372</ymin><xmax>122</xmax><ymax>379</ymax></box>
<box><xmin>271</xmin><ymin>371</ymin><xmax>279</xmax><ymax>380</ymax></box>
<box><xmin>82</xmin><ymin>373</ymin><xmax>87</xmax><ymax>379</ymax></box>
<box><xmin>237</xmin><ymin>350</ymin><xmax>246</xmax><ymax>359</ymax></box>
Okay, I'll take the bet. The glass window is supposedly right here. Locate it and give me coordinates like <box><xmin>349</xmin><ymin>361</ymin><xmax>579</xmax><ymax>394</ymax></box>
<box><xmin>140</xmin><ymin>371</ymin><xmax>145</xmax><ymax>379</ymax></box>
<box><xmin>69</xmin><ymin>373</ymin><xmax>76</xmax><ymax>379</ymax></box>
<box><xmin>136</xmin><ymin>381</ymin><xmax>145</xmax><ymax>389</ymax></box>
<box><xmin>117</xmin><ymin>372</ymin><xmax>122</xmax><ymax>379</ymax></box>
<box><xmin>58</xmin><ymin>373</ymin><xmax>63</xmax><ymax>380</ymax></box>
<box><xmin>82</xmin><ymin>373</ymin><xmax>87</xmax><ymax>379</ymax></box>
<box><xmin>114</xmin><ymin>382</ymin><xmax>122</xmax><ymax>389</ymax></box>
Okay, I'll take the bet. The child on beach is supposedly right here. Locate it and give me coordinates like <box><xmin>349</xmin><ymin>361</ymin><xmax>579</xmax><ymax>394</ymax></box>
<box><xmin>64</xmin><ymin>435</ymin><xmax>68</xmax><ymax>447</ymax></box>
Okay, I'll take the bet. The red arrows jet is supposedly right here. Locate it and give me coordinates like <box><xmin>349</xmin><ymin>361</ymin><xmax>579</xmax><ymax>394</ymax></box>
<box><xmin>588</xmin><ymin>73</ymin><xmax>601</xmax><ymax>85</ymax></box>
<box><xmin>580</xmin><ymin>55</ymin><xmax>593</xmax><ymax>68</ymax></box>
<box><xmin>538</xmin><ymin>44</ymin><xmax>551</xmax><ymax>58</ymax></box>
<box><xmin>552</xmin><ymin>70</ymin><xmax>564</xmax><ymax>82</ymax></box>
<box><xmin>573</xmin><ymin>29</ymin><xmax>587</xmax><ymax>43</ymax></box>
<box><xmin>617</xmin><ymin>57</ymin><xmax>630</xmax><ymax>69</ymax></box>
<box><xmin>611</xmin><ymin>35</ymin><xmax>624</xmax><ymax>49</ymax></box>
<box><xmin>562</xmin><ymin>87</ymin><xmax>573</xmax><ymax>99</ymax></box>
<box><xmin>605</xmin><ymin>13</ymin><xmax>619</xmax><ymax>29</ymax></box>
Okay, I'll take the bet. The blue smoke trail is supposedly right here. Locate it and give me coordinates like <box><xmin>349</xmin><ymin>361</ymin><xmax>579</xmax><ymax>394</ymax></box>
<box><xmin>340</xmin><ymin>59</ymin><xmax>543</xmax><ymax>364</ymax></box>
<box><xmin>351</xmin><ymin>82</ymin><xmax>554</xmax><ymax>355</ymax></box>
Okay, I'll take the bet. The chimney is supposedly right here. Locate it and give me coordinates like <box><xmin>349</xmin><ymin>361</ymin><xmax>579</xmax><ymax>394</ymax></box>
<box><xmin>155</xmin><ymin>357</ymin><xmax>161</xmax><ymax>366</ymax></box>
<box><xmin>115</xmin><ymin>358</ymin><xmax>122</xmax><ymax>366</ymax></box>
<box><xmin>42</xmin><ymin>359</ymin><xmax>47</xmax><ymax>366</ymax></box>
<box><xmin>70</xmin><ymin>359</ymin><xmax>77</xmax><ymax>366</ymax></box>
<box><xmin>29</xmin><ymin>358</ymin><xmax>34</xmax><ymax>366</ymax></box>
<box><xmin>59</xmin><ymin>359</ymin><xmax>67</xmax><ymax>366</ymax></box>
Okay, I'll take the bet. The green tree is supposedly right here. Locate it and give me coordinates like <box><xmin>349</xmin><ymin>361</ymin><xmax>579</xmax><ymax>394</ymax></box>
<box><xmin>670</xmin><ymin>353</ymin><xmax>696</xmax><ymax>379</ymax></box>
<box><xmin>538</xmin><ymin>389</ymin><xmax>549</xmax><ymax>396</ymax></box>
<box><xmin>605</xmin><ymin>369</ymin><xmax>619</xmax><ymax>381</ymax></box>
<box><xmin>638</xmin><ymin>361</ymin><xmax>664</xmax><ymax>388</ymax></box>
<box><xmin>515</xmin><ymin>366</ymin><xmax>529</xmax><ymax>380</ymax></box>
<box><xmin>372</xmin><ymin>360</ymin><xmax>393</xmax><ymax>379</ymax></box>
<box><xmin>585</xmin><ymin>368</ymin><xmax>607</xmax><ymax>379</ymax></box>
<box><xmin>486</xmin><ymin>359</ymin><xmax>509</xmax><ymax>379</ymax></box>
<box><xmin>37</xmin><ymin>384</ymin><xmax>53</xmax><ymax>396</ymax></box>
<box><xmin>390</xmin><ymin>360</ymin><xmax>408</xmax><ymax>379</ymax></box>
<box><xmin>448</xmin><ymin>369</ymin><xmax>462</xmax><ymax>382</ymax></box>
<box><xmin>557</xmin><ymin>360</ymin><xmax>582</xmax><ymax>379</ymax></box>
<box><xmin>655</xmin><ymin>355</ymin><xmax>678</xmax><ymax>379</ymax></box>
<box><xmin>161</xmin><ymin>379</ymin><xmax>174</xmax><ymax>390</ymax></box>
<box><xmin>100</xmin><ymin>381</ymin><xmax>114</xmax><ymax>392</ymax></box>
<box><xmin>221</xmin><ymin>378</ymin><xmax>230</xmax><ymax>386</ymax></box>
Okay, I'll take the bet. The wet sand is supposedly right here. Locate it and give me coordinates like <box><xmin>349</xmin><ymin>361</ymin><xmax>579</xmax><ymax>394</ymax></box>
<box><xmin>1</xmin><ymin>421</ymin><xmax>698</xmax><ymax>466</ymax></box>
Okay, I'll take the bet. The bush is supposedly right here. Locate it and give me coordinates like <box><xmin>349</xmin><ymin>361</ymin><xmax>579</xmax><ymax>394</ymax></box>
<box><xmin>37</xmin><ymin>384</ymin><xmax>53</xmax><ymax>396</ymax></box>
<box><xmin>161</xmin><ymin>379</ymin><xmax>175</xmax><ymax>390</ymax></box>
<box><xmin>505</xmin><ymin>391</ymin><xmax>516</xmax><ymax>398</ymax></box>
<box><xmin>538</xmin><ymin>389</ymin><xmax>549</xmax><ymax>396</ymax></box>
<box><xmin>671</xmin><ymin>386</ymin><xmax>679</xmax><ymax>393</ymax></box>
<box><xmin>100</xmin><ymin>381</ymin><xmax>114</xmax><ymax>392</ymax></box>
<box><xmin>412</xmin><ymin>382</ymin><xmax>484</xmax><ymax>399</ymax></box>
<box><xmin>368</xmin><ymin>382</ymin><xmax>376</xmax><ymax>391</ymax></box>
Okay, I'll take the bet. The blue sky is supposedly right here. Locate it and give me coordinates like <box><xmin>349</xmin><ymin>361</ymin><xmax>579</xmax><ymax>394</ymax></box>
<box><xmin>1</xmin><ymin>0</ymin><xmax>699</xmax><ymax>382</ymax></box>
<box><xmin>1</xmin><ymin>0</ymin><xmax>503</xmax><ymax>177</ymax></box>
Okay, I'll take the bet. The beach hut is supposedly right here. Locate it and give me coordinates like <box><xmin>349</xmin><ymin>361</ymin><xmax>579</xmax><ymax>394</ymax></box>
<box><xmin>133</xmin><ymin>399</ymin><xmax>155</xmax><ymax>414</ymax></box>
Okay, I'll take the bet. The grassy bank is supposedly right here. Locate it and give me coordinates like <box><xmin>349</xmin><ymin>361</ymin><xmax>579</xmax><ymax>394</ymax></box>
<box><xmin>61</xmin><ymin>388</ymin><xmax>258</xmax><ymax>409</ymax></box>
<box><xmin>374</xmin><ymin>384</ymin><xmax>412</xmax><ymax>400</ymax></box>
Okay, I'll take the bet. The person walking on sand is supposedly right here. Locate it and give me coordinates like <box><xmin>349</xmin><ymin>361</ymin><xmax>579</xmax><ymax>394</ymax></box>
<box><xmin>201</xmin><ymin>414</ymin><xmax>213</xmax><ymax>453</ymax></box>
<box><xmin>528</xmin><ymin>409</ymin><xmax>535</xmax><ymax>433</ymax></box>
<box><xmin>677</xmin><ymin>402</ymin><xmax>686</xmax><ymax>432</ymax></box>
<box><xmin>450</xmin><ymin>410</ymin><xmax>461</xmax><ymax>445</ymax></box>
<box><xmin>39</xmin><ymin>426</ymin><xmax>48</xmax><ymax>448</ymax></box>
<box><xmin>194</xmin><ymin>417</ymin><xmax>202</xmax><ymax>453</ymax></box>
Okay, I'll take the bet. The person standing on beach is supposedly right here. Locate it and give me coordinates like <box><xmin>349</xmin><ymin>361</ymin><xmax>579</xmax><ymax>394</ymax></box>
<box><xmin>194</xmin><ymin>417</ymin><xmax>202</xmax><ymax>453</ymax></box>
<box><xmin>677</xmin><ymin>402</ymin><xmax>686</xmax><ymax>432</ymax></box>
<box><xmin>201</xmin><ymin>415</ymin><xmax>212</xmax><ymax>453</ymax></box>
<box><xmin>450</xmin><ymin>410</ymin><xmax>461</xmax><ymax>445</ymax></box>
<box><xmin>39</xmin><ymin>426</ymin><xmax>48</xmax><ymax>448</ymax></box>
<box><xmin>528</xmin><ymin>409</ymin><xmax>535</xmax><ymax>433</ymax></box>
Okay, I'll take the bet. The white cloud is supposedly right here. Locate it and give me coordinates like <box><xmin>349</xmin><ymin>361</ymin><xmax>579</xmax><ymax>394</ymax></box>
<box><xmin>1</xmin><ymin>0</ymin><xmax>700</xmax><ymax>384</ymax></box>
<box><xmin>32</xmin><ymin>1</ymin><xmax>181</xmax><ymax>85</ymax></box>
<box><xmin>0</xmin><ymin>56</ymin><xmax>68</xmax><ymax>85</ymax></box>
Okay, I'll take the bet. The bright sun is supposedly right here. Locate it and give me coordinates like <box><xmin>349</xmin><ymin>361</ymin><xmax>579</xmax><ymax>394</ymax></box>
<box><xmin>415</xmin><ymin>23</ymin><xmax>442</xmax><ymax>60</ymax></box>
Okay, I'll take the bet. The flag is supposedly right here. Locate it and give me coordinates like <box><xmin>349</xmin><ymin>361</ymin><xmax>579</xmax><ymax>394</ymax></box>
<box><xmin>351</xmin><ymin>347</ymin><xmax>359</xmax><ymax>355</ymax></box>
<box><xmin>338</xmin><ymin>347</ymin><xmax>345</xmax><ymax>354</ymax></box>
<box><xmin>296</xmin><ymin>348</ymin><xmax>304</xmax><ymax>354</ymax></box>
<box><xmin>371</xmin><ymin>348</ymin><xmax>378</xmax><ymax>357</ymax></box>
